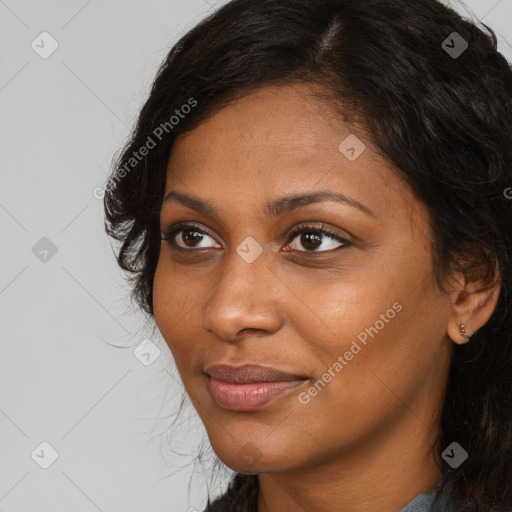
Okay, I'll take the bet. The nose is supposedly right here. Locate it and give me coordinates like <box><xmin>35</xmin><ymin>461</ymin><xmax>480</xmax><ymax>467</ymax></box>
<box><xmin>202</xmin><ymin>244</ymin><xmax>283</xmax><ymax>342</ymax></box>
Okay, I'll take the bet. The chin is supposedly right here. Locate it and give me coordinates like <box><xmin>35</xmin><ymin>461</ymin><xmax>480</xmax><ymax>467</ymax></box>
<box><xmin>209</xmin><ymin>436</ymin><xmax>305</xmax><ymax>475</ymax></box>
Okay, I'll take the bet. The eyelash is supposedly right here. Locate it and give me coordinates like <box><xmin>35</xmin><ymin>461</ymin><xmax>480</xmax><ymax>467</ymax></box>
<box><xmin>160</xmin><ymin>222</ymin><xmax>351</xmax><ymax>253</ymax></box>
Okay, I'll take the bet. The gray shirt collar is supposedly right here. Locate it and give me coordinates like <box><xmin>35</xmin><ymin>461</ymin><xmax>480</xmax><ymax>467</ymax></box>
<box><xmin>396</xmin><ymin>491</ymin><xmax>436</xmax><ymax>512</ymax></box>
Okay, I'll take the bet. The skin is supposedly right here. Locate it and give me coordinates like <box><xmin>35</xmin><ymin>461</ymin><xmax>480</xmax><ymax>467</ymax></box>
<box><xmin>152</xmin><ymin>83</ymin><xmax>500</xmax><ymax>512</ymax></box>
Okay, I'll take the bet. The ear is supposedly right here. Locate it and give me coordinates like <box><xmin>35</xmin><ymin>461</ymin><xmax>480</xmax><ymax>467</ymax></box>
<box><xmin>446</xmin><ymin>257</ymin><xmax>501</xmax><ymax>345</ymax></box>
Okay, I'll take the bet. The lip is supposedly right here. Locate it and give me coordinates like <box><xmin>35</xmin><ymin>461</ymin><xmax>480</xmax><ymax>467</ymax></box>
<box><xmin>205</xmin><ymin>364</ymin><xmax>308</xmax><ymax>383</ymax></box>
<box><xmin>204</xmin><ymin>364</ymin><xmax>309</xmax><ymax>411</ymax></box>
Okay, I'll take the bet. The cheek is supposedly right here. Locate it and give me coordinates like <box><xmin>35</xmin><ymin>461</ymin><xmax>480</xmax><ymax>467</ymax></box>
<box><xmin>152</xmin><ymin>256</ymin><xmax>219</xmax><ymax>396</ymax></box>
<box><xmin>289</xmin><ymin>309</ymin><xmax>428</xmax><ymax>455</ymax></box>
<box><xmin>285</xmin><ymin>258</ymin><xmax>439</xmax><ymax>405</ymax></box>
<box><xmin>152</xmin><ymin>259</ymin><xmax>174</xmax><ymax>334</ymax></box>
<box><xmin>153</xmin><ymin>258</ymin><xmax>195</xmax><ymax>357</ymax></box>
<box><xmin>276</xmin><ymin>264</ymin><xmax>400</xmax><ymax>361</ymax></box>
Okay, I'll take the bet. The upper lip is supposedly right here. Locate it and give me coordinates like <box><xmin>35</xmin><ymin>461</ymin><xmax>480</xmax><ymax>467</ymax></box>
<box><xmin>204</xmin><ymin>364</ymin><xmax>308</xmax><ymax>384</ymax></box>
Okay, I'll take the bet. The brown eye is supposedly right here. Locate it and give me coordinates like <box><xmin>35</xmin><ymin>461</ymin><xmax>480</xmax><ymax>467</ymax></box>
<box><xmin>161</xmin><ymin>222</ymin><xmax>350</xmax><ymax>253</ymax></box>
<box><xmin>161</xmin><ymin>224</ymin><xmax>221</xmax><ymax>250</ymax></box>
<box><xmin>285</xmin><ymin>225</ymin><xmax>350</xmax><ymax>253</ymax></box>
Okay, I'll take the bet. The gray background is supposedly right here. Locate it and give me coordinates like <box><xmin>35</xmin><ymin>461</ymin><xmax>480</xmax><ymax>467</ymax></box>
<box><xmin>1</xmin><ymin>1</ymin><xmax>511</xmax><ymax>511</ymax></box>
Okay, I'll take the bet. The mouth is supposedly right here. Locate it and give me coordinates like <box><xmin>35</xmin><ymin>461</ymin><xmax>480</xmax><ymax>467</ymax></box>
<box><xmin>204</xmin><ymin>364</ymin><xmax>309</xmax><ymax>411</ymax></box>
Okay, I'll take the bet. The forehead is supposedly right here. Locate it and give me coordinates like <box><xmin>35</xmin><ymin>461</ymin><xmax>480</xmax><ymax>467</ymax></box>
<box><xmin>171</xmin><ymin>84</ymin><xmax>364</xmax><ymax>163</ymax></box>
<box><xmin>165</xmin><ymin>83</ymin><xmax>419</xmax><ymax>226</ymax></box>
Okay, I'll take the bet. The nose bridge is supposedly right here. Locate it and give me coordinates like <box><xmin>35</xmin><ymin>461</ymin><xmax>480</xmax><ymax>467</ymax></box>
<box><xmin>202</xmin><ymin>241</ymin><xmax>281</xmax><ymax>340</ymax></box>
<box><xmin>220</xmin><ymin>235</ymin><xmax>271</xmax><ymax>294</ymax></box>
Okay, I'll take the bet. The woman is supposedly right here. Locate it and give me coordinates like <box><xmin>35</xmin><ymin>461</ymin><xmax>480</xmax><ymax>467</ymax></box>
<box><xmin>104</xmin><ymin>0</ymin><xmax>512</xmax><ymax>510</ymax></box>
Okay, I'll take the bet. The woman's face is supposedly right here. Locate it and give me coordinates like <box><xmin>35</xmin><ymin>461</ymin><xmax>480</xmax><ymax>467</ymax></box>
<box><xmin>153</xmin><ymin>84</ymin><xmax>453</xmax><ymax>476</ymax></box>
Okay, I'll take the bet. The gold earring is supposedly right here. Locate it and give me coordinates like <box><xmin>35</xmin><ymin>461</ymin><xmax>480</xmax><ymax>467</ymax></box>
<box><xmin>459</xmin><ymin>324</ymin><xmax>472</xmax><ymax>340</ymax></box>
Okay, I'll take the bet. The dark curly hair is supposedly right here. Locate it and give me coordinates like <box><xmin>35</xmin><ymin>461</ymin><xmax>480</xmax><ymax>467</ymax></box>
<box><xmin>104</xmin><ymin>0</ymin><xmax>512</xmax><ymax>510</ymax></box>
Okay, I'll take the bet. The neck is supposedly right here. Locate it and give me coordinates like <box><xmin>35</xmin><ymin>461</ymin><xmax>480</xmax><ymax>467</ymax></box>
<box><xmin>257</xmin><ymin>416</ymin><xmax>442</xmax><ymax>512</ymax></box>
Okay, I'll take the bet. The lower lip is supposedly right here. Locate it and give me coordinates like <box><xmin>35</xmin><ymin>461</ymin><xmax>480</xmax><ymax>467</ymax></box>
<box><xmin>207</xmin><ymin>376</ymin><xmax>308</xmax><ymax>411</ymax></box>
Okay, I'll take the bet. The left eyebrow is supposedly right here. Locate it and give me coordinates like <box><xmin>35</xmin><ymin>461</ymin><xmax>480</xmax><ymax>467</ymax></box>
<box><xmin>161</xmin><ymin>190</ymin><xmax>374</xmax><ymax>218</ymax></box>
